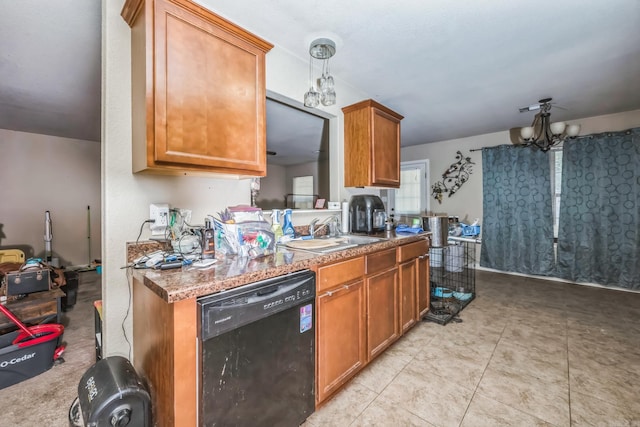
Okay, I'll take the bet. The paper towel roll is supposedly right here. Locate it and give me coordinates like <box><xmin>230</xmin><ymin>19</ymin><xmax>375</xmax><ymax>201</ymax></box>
<box><xmin>341</xmin><ymin>202</ymin><xmax>350</xmax><ymax>233</ymax></box>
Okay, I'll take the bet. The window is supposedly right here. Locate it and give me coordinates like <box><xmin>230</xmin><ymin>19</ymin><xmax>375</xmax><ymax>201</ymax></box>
<box><xmin>292</xmin><ymin>176</ymin><xmax>314</xmax><ymax>208</ymax></box>
<box><xmin>390</xmin><ymin>160</ymin><xmax>429</xmax><ymax>215</ymax></box>
<box><xmin>551</xmin><ymin>149</ymin><xmax>562</xmax><ymax>237</ymax></box>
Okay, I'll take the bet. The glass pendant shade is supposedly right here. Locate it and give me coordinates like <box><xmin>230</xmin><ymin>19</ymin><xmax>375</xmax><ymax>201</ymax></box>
<box><xmin>321</xmin><ymin>89</ymin><xmax>336</xmax><ymax>106</ymax></box>
<box><xmin>304</xmin><ymin>87</ymin><xmax>320</xmax><ymax>107</ymax></box>
<box><xmin>303</xmin><ymin>38</ymin><xmax>337</xmax><ymax>107</ymax></box>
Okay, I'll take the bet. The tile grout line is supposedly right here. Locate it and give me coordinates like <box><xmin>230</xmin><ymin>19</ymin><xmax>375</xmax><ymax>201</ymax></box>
<box><xmin>565</xmin><ymin>298</ymin><xmax>573</xmax><ymax>427</ymax></box>
<box><xmin>346</xmin><ymin>333</ymin><xmax>425</xmax><ymax>426</ymax></box>
<box><xmin>348</xmin><ymin>325</ymin><xmax>443</xmax><ymax>426</ymax></box>
<box><xmin>457</xmin><ymin>316</ymin><xmax>509</xmax><ymax>426</ymax></box>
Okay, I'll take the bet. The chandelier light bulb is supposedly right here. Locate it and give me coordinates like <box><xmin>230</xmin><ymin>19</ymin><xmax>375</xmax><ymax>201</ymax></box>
<box><xmin>550</xmin><ymin>121</ymin><xmax>566</xmax><ymax>136</ymax></box>
<box><xmin>566</xmin><ymin>124</ymin><xmax>581</xmax><ymax>137</ymax></box>
<box><xmin>520</xmin><ymin>126</ymin><xmax>534</xmax><ymax>140</ymax></box>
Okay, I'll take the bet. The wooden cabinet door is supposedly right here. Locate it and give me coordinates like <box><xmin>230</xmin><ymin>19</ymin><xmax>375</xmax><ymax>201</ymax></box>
<box><xmin>397</xmin><ymin>239</ymin><xmax>428</xmax><ymax>331</ymax></box>
<box><xmin>398</xmin><ymin>260</ymin><xmax>417</xmax><ymax>333</ymax></box>
<box><xmin>343</xmin><ymin>99</ymin><xmax>403</xmax><ymax>188</ymax></box>
<box><xmin>153</xmin><ymin>0</ymin><xmax>268</xmax><ymax>174</ymax></box>
<box><xmin>370</xmin><ymin>107</ymin><xmax>401</xmax><ymax>187</ymax></box>
<box><xmin>124</xmin><ymin>0</ymin><xmax>272</xmax><ymax>176</ymax></box>
<box><xmin>417</xmin><ymin>253</ymin><xmax>430</xmax><ymax>318</ymax></box>
<box><xmin>316</xmin><ymin>280</ymin><xmax>366</xmax><ymax>404</ymax></box>
<box><xmin>366</xmin><ymin>267</ymin><xmax>399</xmax><ymax>360</ymax></box>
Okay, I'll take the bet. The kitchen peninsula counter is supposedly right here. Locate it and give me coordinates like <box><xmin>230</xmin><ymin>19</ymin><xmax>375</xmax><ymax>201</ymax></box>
<box><xmin>129</xmin><ymin>231</ymin><xmax>429</xmax><ymax>427</ymax></box>
<box><xmin>131</xmin><ymin>232</ymin><xmax>429</xmax><ymax>303</ymax></box>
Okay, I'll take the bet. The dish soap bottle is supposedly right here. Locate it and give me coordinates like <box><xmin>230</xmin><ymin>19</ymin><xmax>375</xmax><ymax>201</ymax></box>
<box><xmin>282</xmin><ymin>208</ymin><xmax>295</xmax><ymax>238</ymax></box>
<box><xmin>271</xmin><ymin>209</ymin><xmax>284</xmax><ymax>243</ymax></box>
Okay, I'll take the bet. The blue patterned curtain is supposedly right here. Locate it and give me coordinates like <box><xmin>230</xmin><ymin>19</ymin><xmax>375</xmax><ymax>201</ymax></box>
<box><xmin>480</xmin><ymin>145</ymin><xmax>555</xmax><ymax>275</ymax></box>
<box><xmin>557</xmin><ymin>128</ymin><xmax>640</xmax><ymax>290</ymax></box>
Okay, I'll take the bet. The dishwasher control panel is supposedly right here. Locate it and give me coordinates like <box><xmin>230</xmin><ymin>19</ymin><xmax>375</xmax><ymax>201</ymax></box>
<box><xmin>198</xmin><ymin>270</ymin><xmax>315</xmax><ymax>340</ymax></box>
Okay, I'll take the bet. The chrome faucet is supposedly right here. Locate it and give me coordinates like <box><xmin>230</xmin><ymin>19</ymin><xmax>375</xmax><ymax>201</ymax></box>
<box><xmin>309</xmin><ymin>215</ymin><xmax>340</xmax><ymax>238</ymax></box>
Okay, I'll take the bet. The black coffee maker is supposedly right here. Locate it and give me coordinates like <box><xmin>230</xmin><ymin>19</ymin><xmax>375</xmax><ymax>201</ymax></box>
<box><xmin>350</xmin><ymin>195</ymin><xmax>386</xmax><ymax>234</ymax></box>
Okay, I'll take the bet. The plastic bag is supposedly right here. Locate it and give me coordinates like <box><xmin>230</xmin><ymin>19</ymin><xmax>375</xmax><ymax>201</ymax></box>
<box><xmin>214</xmin><ymin>219</ymin><xmax>275</xmax><ymax>258</ymax></box>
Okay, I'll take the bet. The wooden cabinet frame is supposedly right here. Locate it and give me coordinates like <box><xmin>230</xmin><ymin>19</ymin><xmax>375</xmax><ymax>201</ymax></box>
<box><xmin>343</xmin><ymin>99</ymin><xmax>403</xmax><ymax>188</ymax></box>
<box><xmin>122</xmin><ymin>0</ymin><xmax>273</xmax><ymax>176</ymax></box>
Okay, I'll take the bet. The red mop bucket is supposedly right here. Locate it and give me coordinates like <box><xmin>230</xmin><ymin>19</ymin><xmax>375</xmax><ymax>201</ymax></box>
<box><xmin>0</xmin><ymin>303</ymin><xmax>65</xmax><ymax>390</ymax></box>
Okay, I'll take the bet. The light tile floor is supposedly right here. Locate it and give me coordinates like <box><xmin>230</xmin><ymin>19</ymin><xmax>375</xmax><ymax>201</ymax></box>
<box><xmin>305</xmin><ymin>270</ymin><xmax>640</xmax><ymax>426</ymax></box>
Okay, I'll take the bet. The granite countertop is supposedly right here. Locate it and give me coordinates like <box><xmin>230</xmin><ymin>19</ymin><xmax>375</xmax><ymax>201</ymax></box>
<box><xmin>132</xmin><ymin>232</ymin><xmax>430</xmax><ymax>303</ymax></box>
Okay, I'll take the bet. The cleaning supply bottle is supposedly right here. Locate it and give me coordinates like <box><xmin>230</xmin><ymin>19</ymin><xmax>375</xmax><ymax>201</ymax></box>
<box><xmin>271</xmin><ymin>209</ymin><xmax>284</xmax><ymax>243</ymax></box>
<box><xmin>201</xmin><ymin>216</ymin><xmax>216</xmax><ymax>259</ymax></box>
<box><xmin>282</xmin><ymin>208</ymin><xmax>295</xmax><ymax>238</ymax></box>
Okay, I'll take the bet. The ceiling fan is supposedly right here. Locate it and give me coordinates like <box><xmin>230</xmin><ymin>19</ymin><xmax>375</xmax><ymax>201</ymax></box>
<box><xmin>518</xmin><ymin>97</ymin><xmax>566</xmax><ymax>113</ymax></box>
<box><xmin>516</xmin><ymin>97</ymin><xmax>580</xmax><ymax>152</ymax></box>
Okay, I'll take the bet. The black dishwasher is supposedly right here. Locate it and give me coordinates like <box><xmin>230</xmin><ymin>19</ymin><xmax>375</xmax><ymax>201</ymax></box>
<box><xmin>198</xmin><ymin>270</ymin><xmax>315</xmax><ymax>427</ymax></box>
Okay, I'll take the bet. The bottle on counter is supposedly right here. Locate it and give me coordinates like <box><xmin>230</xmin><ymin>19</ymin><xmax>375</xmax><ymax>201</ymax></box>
<box><xmin>271</xmin><ymin>209</ymin><xmax>284</xmax><ymax>243</ymax></box>
<box><xmin>202</xmin><ymin>217</ymin><xmax>215</xmax><ymax>259</ymax></box>
<box><xmin>282</xmin><ymin>208</ymin><xmax>295</xmax><ymax>238</ymax></box>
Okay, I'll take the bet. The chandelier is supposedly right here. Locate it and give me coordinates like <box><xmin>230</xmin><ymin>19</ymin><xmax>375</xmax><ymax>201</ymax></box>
<box><xmin>303</xmin><ymin>38</ymin><xmax>336</xmax><ymax>108</ymax></box>
<box><xmin>519</xmin><ymin>98</ymin><xmax>580</xmax><ymax>152</ymax></box>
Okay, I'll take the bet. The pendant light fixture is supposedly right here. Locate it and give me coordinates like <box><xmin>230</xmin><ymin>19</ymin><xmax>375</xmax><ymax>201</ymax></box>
<box><xmin>304</xmin><ymin>38</ymin><xmax>336</xmax><ymax>107</ymax></box>
<box><xmin>519</xmin><ymin>98</ymin><xmax>580</xmax><ymax>152</ymax></box>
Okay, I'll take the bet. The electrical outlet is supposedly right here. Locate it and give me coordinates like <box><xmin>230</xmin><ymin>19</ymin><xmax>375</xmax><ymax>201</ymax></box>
<box><xmin>150</xmin><ymin>203</ymin><xmax>170</xmax><ymax>232</ymax></box>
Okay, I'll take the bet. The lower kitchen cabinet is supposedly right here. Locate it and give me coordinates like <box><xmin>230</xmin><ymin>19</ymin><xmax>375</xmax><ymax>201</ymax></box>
<box><xmin>397</xmin><ymin>239</ymin><xmax>429</xmax><ymax>332</ymax></box>
<box><xmin>365</xmin><ymin>247</ymin><xmax>399</xmax><ymax>359</ymax></box>
<box><xmin>366</xmin><ymin>267</ymin><xmax>399</xmax><ymax>359</ymax></box>
<box><xmin>315</xmin><ymin>239</ymin><xmax>430</xmax><ymax>406</ymax></box>
<box><xmin>316</xmin><ymin>278</ymin><xmax>366</xmax><ymax>404</ymax></box>
<box><xmin>398</xmin><ymin>259</ymin><xmax>417</xmax><ymax>333</ymax></box>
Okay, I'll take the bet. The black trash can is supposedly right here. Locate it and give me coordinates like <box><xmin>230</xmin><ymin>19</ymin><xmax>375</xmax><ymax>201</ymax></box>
<box><xmin>62</xmin><ymin>271</ymin><xmax>79</xmax><ymax>311</ymax></box>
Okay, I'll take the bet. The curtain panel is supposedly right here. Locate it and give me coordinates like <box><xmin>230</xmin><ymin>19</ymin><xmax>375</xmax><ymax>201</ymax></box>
<box><xmin>480</xmin><ymin>145</ymin><xmax>555</xmax><ymax>275</ymax></box>
<box><xmin>557</xmin><ymin>128</ymin><xmax>640</xmax><ymax>290</ymax></box>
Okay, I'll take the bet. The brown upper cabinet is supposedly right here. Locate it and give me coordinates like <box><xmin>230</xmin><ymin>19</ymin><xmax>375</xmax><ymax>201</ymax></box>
<box><xmin>122</xmin><ymin>0</ymin><xmax>273</xmax><ymax>176</ymax></box>
<box><xmin>343</xmin><ymin>99</ymin><xmax>404</xmax><ymax>188</ymax></box>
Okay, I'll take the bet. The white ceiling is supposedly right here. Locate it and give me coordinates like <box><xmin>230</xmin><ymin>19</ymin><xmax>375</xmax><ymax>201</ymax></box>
<box><xmin>0</xmin><ymin>0</ymin><xmax>101</xmax><ymax>142</ymax></box>
<box><xmin>2</xmin><ymin>0</ymin><xmax>640</xmax><ymax>147</ymax></box>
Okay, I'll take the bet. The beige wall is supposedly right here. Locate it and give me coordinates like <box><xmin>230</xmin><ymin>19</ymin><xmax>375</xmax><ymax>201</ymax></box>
<box><xmin>258</xmin><ymin>163</ymin><xmax>287</xmax><ymax>209</ymax></box>
<box><xmin>0</xmin><ymin>129</ymin><xmax>101</xmax><ymax>266</ymax></box>
<box><xmin>401</xmin><ymin>109</ymin><xmax>640</xmax><ymax>229</ymax></box>
<box><xmin>102</xmin><ymin>0</ymin><xmax>369</xmax><ymax>357</ymax></box>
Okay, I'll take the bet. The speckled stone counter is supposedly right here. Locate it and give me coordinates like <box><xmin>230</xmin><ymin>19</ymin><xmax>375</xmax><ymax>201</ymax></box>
<box><xmin>130</xmin><ymin>232</ymin><xmax>430</xmax><ymax>303</ymax></box>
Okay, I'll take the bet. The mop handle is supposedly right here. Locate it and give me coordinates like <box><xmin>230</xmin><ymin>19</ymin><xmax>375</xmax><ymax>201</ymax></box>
<box><xmin>0</xmin><ymin>303</ymin><xmax>36</xmax><ymax>338</ymax></box>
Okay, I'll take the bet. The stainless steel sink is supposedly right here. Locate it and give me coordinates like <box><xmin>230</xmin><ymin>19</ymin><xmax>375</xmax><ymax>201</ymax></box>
<box><xmin>284</xmin><ymin>234</ymin><xmax>387</xmax><ymax>254</ymax></box>
<box><xmin>339</xmin><ymin>234</ymin><xmax>386</xmax><ymax>245</ymax></box>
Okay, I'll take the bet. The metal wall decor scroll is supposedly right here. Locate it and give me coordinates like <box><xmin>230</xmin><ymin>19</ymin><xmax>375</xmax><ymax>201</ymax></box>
<box><xmin>431</xmin><ymin>151</ymin><xmax>475</xmax><ymax>204</ymax></box>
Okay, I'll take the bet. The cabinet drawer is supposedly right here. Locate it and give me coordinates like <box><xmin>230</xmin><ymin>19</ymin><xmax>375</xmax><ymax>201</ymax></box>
<box><xmin>317</xmin><ymin>257</ymin><xmax>365</xmax><ymax>293</ymax></box>
<box><xmin>365</xmin><ymin>248</ymin><xmax>397</xmax><ymax>275</ymax></box>
<box><xmin>397</xmin><ymin>239</ymin><xmax>429</xmax><ymax>263</ymax></box>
